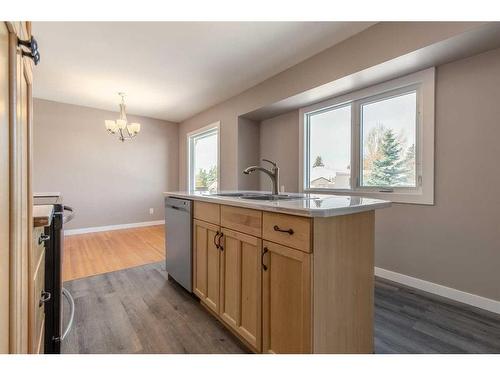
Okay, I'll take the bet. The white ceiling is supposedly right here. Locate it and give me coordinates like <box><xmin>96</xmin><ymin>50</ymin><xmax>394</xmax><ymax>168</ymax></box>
<box><xmin>32</xmin><ymin>22</ymin><xmax>374</xmax><ymax>123</ymax></box>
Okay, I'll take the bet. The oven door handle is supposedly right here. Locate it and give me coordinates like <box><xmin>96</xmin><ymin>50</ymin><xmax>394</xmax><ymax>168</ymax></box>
<box><xmin>61</xmin><ymin>287</ymin><xmax>75</xmax><ymax>341</ymax></box>
<box><xmin>62</xmin><ymin>205</ymin><xmax>75</xmax><ymax>224</ymax></box>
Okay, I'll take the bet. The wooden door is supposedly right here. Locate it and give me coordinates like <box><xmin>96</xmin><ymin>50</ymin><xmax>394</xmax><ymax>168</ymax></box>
<box><xmin>193</xmin><ymin>219</ymin><xmax>221</xmax><ymax>314</ymax></box>
<box><xmin>262</xmin><ymin>241</ymin><xmax>311</xmax><ymax>354</ymax></box>
<box><xmin>219</xmin><ymin>228</ymin><xmax>261</xmax><ymax>352</ymax></box>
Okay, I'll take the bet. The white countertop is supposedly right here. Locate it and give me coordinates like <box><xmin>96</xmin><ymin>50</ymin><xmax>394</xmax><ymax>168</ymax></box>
<box><xmin>163</xmin><ymin>191</ymin><xmax>391</xmax><ymax>218</ymax></box>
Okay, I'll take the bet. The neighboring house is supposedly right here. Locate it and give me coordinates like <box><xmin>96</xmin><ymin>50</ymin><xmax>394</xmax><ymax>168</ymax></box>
<box><xmin>310</xmin><ymin>166</ymin><xmax>350</xmax><ymax>189</ymax></box>
<box><xmin>310</xmin><ymin>176</ymin><xmax>334</xmax><ymax>188</ymax></box>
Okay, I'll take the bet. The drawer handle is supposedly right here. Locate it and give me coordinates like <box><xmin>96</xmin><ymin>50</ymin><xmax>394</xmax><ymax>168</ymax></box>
<box><xmin>39</xmin><ymin>290</ymin><xmax>51</xmax><ymax>307</ymax></box>
<box><xmin>273</xmin><ymin>225</ymin><xmax>294</xmax><ymax>235</ymax></box>
<box><xmin>218</xmin><ymin>232</ymin><xmax>224</xmax><ymax>251</ymax></box>
<box><xmin>38</xmin><ymin>234</ymin><xmax>50</xmax><ymax>245</ymax></box>
<box><xmin>213</xmin><ymin>231</ymin><xmax>220</xmax><ymax>249</ymax></box>
<box><xmin>261</xmin><ymin>247</ymin><xmax>269</xmax><ymax>271</ymax></box>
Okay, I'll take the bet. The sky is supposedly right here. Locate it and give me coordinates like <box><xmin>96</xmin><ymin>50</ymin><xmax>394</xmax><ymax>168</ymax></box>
<box><xmin>309</xmin><ymin>104</ymin><xmax>351</xmax><ymax>173</ymax></box>
<box><xmin>193</xmin><ymin>132</ymin><xmax>218</xmax><ymax>173</ymax></box>
<box><xmin>309</xmin><ymin>91</ymin><xmax>416</xmax><ymax>177</ymax></box>
<box><xmin>361</xmin><ymin>91</ymin><xmax>416</xmax><ymax>158</ymax></box>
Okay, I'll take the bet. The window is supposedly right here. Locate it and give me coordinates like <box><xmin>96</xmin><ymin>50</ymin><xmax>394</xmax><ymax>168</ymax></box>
<box><xmin>307</xmin><ymin>104</ymin><xmax>352</xmax><ymax>189</ymax></box>
<box><xmin>188</xmin><ymin>122</ymin><xmax>219</xmax><ymax>192</ymax></box>
<box><xmin>360</xmin><ymin>91</ymin><xmax>417</xmax><ymax>188</ymax></box>
<box><xmin>300</xmin><ymin>68</ymin><xmax>435</xmax><ymax>204</ymax></box>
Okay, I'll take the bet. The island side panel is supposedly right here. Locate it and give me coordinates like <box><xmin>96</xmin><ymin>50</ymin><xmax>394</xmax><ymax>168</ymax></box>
<box><xmin>312</xmin><ymin>210</ymin><xmax>375</xmax><ymax>353</ymax></box>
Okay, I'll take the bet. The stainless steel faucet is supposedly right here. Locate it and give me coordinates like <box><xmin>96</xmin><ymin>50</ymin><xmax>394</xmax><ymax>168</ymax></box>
<box><xmin>243</xmin><ymin>159</ymin><xmax>280</xmax><ymax>195</ymax></box>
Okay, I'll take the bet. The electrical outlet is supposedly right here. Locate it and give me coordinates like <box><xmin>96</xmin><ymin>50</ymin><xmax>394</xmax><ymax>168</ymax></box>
<box><xmin>149</xmin><ymin>208</ymin><xmax>154</xmax><ymax>215</ymax></box>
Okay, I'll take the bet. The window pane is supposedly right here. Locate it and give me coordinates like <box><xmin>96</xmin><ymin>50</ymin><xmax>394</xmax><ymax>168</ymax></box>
<box><xmin>192</xmin><ymin>130</ymin><xmax>218</xmax><ymax>192</ymax></box>
<box><xmin>308</xmin><ymin>105</ymin><xmax>351</xmax><ymax>189</ymax></box>
<box><xmin>361</xmin><ymin>92</ymin><xmax>417</xmax><ymax>188</ymax></box>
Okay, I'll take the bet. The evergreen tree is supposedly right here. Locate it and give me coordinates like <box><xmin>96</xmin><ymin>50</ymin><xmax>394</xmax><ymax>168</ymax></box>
<box><xmin>195</xmin><ymin>166</ymin><xmax>217</xmax><ymax>189</ymax></box>
<box><xmin>404</xmin><ymin>143</ymin><xmax>416</xmax><ymax>185</ymax></box>
<box><xmin>206</xmin><ymin>165</ymin><xmax>217</xmax><ymax>186</ymax></box>
<box><xmin>195</xmin><ymin>168</ymin><xmax>208</xmax><ymax>189</ymax></box>
<box><xmin>312</xmin><ymin>155</ymin><xmax>325</xmax><ymax>168</ymax></box>
<box><xmin>367</xmin><ymin>129</ymin><xmax>406</xmax><ymax>186</ymax></box>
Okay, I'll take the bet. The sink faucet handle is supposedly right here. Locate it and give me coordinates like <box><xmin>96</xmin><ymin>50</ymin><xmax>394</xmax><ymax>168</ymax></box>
<box><xmin>262</xmin><ymin>158</ymin><xmax>277</xmax><ymax>167</ymax></box>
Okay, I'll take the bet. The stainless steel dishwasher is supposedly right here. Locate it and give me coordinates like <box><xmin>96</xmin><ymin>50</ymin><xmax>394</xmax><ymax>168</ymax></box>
<box><xmin>165</xmin><ymin>197</ymin><xmax>193</xmax><ymax>292</ymax></box>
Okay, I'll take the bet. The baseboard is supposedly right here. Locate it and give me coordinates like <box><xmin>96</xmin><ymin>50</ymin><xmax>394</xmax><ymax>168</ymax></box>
<box><xmin>375</xmin><ymin>267</ymin><xmax>500</xmax><ymax>315</ymax></box>
<box><xmin>64</xmin><ymin>220</ymin><xmax>165</xmax><ymax>236</ymax></box>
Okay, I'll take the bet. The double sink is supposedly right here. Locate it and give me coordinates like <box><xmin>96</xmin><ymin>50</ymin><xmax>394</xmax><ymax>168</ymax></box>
<box><xmin>212</xmin><ymin>192</ymin><xmax>306</xmax><ymax>201</ymax></box>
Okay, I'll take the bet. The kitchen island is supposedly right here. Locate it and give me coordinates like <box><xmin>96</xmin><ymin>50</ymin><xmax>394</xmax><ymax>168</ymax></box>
<box><xmin>164</xmin><ymin>191</ymin><xmax>390</xmax><ymax>354</ymax></box>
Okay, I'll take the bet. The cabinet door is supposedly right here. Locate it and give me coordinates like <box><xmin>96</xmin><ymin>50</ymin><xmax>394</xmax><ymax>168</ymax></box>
<box><xmin>262</xmin><ymin>241</ymin><xmax>311</xmax><ymax>354</ymax></box>
<box><xmin>193</xmin><ymin>219</ymin><xmax>221</xmax><ymax>314</ymax></box>
<box><xmin>6</xmin><ymin>22</ymin><xmax>33</xmax><ymax>354</ymax></box>
<box><xmin>219</xmin><ymin>228</ymin><xmax>261</xmax><ymax>352</ymax></box>
<box><xmin>0</xmin><ymin>21</ymin><xmax>9</xmax><ymax>355</ymax></box>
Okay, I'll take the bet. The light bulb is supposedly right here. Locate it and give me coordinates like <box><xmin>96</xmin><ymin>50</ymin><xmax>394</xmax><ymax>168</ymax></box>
<box><xmin>130</xmin><ymin>123</ymin><xmax>141</xmax><ymax>134</ymax></box>
<box><xmin>105</xmin><ymin>120</ymin><xmax>116</xmax><ymax>132</ymax></box>
<box><xmin>116</xmin><ymin>119</ymin><xmax>127</xmax><ymax>130</ymax></box>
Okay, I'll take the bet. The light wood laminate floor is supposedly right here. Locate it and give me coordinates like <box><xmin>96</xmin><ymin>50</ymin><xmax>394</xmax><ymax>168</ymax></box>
<box><xmin>62</xmin><ymin>262</ymin><xmax>500</xmax><ymax>354</ymax></box>
<box><xmin>63</xmin><ymin>225</ymin><xmax>165</xmax><ymax>281</ymax></box>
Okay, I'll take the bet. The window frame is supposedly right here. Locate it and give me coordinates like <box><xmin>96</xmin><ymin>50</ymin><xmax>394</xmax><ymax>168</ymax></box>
<box><xmin>299</xmin><ymin>68</ymin><xmax>435</xmax><ymax>205</ymax></box>
<box><xmin>187</xmin><ymin>121</ymin><xmax>220</xmax><ymax>192</ymax></box>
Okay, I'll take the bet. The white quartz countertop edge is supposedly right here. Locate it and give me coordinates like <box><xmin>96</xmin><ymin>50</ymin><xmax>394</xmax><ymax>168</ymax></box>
<box><xmin>163</xmin><ymin>191</ymin><xmax>391</xmax><ymax>218</ymax></box>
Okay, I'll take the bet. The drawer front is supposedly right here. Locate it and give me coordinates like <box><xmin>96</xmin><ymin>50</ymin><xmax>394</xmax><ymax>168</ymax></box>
<box><xmin>262</xmin><ymin>212</ymin><xmax>312</xmax><ymax>253</ymax></box>
<box><xmin>33</xmin><ymin>251</ymin><xmax>46</xmax><ymax>352</ymax></box>
<box><xmin>221</xmin><ymin>205</ymin><xmax>262</xmax><ymax>237</ymax></box>
<box><xmin>194</xmin><ymin>201</ymin><xmax>220</xmax><ymax>224</ymax></box>
<box><xmin>32</xmin><ymin>226</ymin><xmax>45</xmax><ymax>272</ymax></box>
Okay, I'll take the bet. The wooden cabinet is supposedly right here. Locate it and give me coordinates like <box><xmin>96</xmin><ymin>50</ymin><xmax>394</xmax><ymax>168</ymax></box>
<box><xmin>262</xmin><ymin>241</ymin><xmax>311</xmax><ymax>354</ymax></box>
<box><xmin>0</xmin><ymin>21</ymin><xmax>10</xmax><ymax>355</ymax></box>
<box><xmin>31</xmin><ymin>227</ymin><xmax>46</xmax><ymax>354</ymax></box>
<box><xmin>1</xmin><ymin>21</ymin><xmax>34</xmax><ymax>354</ymax></box>
<box><xmin>219</xmin><ymin>228</ymin><xmax>261</xmax><ymax>351</ymax></box>
<box><xmin>220</xmin><ymin>205</ymin><xmax>261</xmax><ymax>237</ymax></box>
<box><xmin>193</xmin><ymin>219</ymin><xmax>221</xmax><ymax>314</ymax></box>
<box><xmin>189</xmin><ymin>200</ymin><xmax>374</xmax><ymax>354</ymax></box>
<box><xmin>193</xmin><ymin>201</ymin><xmax>220</xmax><ymax>224</ymax></box>
<box><xmin>262</xmin><ymin>212</ymin><xmax>311</xmax><ymax>253</ymax></box>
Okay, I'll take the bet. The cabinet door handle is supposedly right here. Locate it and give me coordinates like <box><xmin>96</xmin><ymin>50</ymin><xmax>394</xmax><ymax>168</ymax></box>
<box><xmin>38</xmin><ymin>234</ymin><xmax>50</xmax><ymax>245</ymax></box>
<box><xmin>213</xmin><ymin>231</ymin><xmax>220</xmax><ymax>249</ymax></box>
<box><xmin>218</xmin><ymin>232</ymin><xmax>224</xmax><ymax>251</ymax></box>
<box><xmin>273</xmin><ymin>225</ymin><xmax>294</xmax><ymax>235</ymax></box>
<box><xmin>261</xmin><ymin>247</ymin><xmax>269</xmax><ymax>271</ymax></box>
<box><xmin>39</xmin><ymin>290</ymin><xmax>51</xmax><ymax>307</ymax></box>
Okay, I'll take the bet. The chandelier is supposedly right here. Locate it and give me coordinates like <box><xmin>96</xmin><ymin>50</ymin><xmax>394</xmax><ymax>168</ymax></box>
<box><xmin>105</xmin><ymin>93</ymin><xmax>141</xmax><ymax>142</ymax></box>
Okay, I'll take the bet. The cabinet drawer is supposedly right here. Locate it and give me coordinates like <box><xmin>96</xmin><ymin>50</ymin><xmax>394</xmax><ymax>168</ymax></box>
<box><xmin>221</xmin><ymin>205</ymin><xmax>262</xmax><ymax>237</ymax></box>
<box><xmin>33</xmin><ymin>251</ymin><xmax>46</xmax><ymax>352</ymax></box>
<box><xmin>32</xmin><ymin>226</ymin><xmax>45</xmax><ymax>272</ymax></box>
<box><xmin>194</xmin><ymin>201</ymin><xmax>220</xmax><ymax>224</ymax></box>
<box><xmin>262</xmin><ymin>212</ymin><xmax>312</xmax><ymax>253</ymax></box>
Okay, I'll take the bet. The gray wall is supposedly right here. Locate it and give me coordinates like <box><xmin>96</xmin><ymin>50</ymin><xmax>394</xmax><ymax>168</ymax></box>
<box><xmin>178</xmin><ymin>22</ymin><xmax>484</xmax><ymax>191</ymax></box>
<box><xmin>259</xmin><ymin>110</ymin><xmax>300</xmax><ymax>192</ymax></box>
<box><xmin>376</xmin><ymin>48</ymin><xmax>500</xmax><ymax>301</ymax></box>
<box><xmin>33</xmin><ymin>99</ymin><xmax>179</xmax><ymax>229</ymax></box>
<box><xmin>237</xmin><ymin>117</ymin><xmax>261</xmax><ymax>190</ymax></box>
<box><xmin>257</xmin><ymin>48</ymin><xmax>500</xmax><ymax>301</ymax></box>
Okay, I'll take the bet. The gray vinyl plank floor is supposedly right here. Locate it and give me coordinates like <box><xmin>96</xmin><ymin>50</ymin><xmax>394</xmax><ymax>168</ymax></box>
<box><xmin>61</xmin><ymin>262</ymin><xmax>500</xmax><ymax>354</ymax></box>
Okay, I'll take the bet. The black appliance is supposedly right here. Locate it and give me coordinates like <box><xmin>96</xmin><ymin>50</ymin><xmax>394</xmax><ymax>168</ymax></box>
<box><xmin>33</xmin><ymin>193</ymin><xmax>75</xmax><ymax>354</ymax></box>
